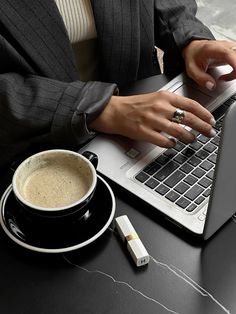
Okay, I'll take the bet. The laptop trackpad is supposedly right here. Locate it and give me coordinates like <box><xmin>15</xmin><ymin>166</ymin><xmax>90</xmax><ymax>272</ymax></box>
<box><xmin>170</xmin><ymin>82</ymin><xmax>212</xmax><ymax>107</ymax></box>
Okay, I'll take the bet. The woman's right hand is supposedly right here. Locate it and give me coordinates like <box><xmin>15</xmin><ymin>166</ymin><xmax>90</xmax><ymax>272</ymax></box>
<box><xmin>89</xmin><ymin>90</ymin><xmax>216</xmax><ymax>148</ymax></box>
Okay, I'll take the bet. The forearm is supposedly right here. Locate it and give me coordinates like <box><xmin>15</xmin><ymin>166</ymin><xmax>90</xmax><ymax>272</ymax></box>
<box><xmin>0</xmin><ymin>73</ymin><xmax>117</xmax><ymax>165</ymax></box>
<box><xmin>154</xmin><ymin>0</ymin><xmax>214</xmax><ymax>50</ymax></box>
<box><xmin>154</xmin><ymin>0</ymin><xmax>215</xmax><ymax>75</ymax></box>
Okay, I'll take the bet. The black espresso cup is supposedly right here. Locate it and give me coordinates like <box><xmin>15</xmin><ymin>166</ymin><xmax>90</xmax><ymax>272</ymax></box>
<box><xmin>12</xmin><ymin>149</ymin><xmax>98</xmax><ymax>221</ymax></box>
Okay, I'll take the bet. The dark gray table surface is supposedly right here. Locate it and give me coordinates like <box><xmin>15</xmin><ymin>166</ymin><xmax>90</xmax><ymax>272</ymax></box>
<box><xmin>0</xmin><ymin>75</ymin><xmax>236</xmax><ymax>314</ymax></box>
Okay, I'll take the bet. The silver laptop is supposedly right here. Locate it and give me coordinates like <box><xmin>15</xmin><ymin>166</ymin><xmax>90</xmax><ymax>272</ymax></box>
<box><xmin>79</xmin><ymin>65</ymin><xmax>236</xmax><ymax>240</ymax></box>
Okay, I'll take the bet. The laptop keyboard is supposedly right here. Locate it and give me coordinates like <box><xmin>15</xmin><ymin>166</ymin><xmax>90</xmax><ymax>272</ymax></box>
<box><xmin>135</xmin><ymin>94</ymin><xmax>236</xmax><ymax>216</ymax></box>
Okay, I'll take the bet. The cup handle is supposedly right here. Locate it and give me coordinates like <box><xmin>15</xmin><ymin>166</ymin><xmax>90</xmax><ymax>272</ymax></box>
<box><xmin>82</xmin><ymin>151</ymin><xmax>98</xmax><ymax>169</ymax></box>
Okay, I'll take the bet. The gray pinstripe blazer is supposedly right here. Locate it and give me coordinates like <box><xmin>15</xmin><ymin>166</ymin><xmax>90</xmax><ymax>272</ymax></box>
<box><xmin>0</xmin><ymin>0</ymin><xmax>214</xmax><ymax>166</ymax></box>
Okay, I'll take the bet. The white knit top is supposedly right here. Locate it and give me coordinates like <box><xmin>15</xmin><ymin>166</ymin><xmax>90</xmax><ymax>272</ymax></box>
<box><xmin>54</xmin><ymin>0</ymin><xmax>97</xmax><ymax>43</ymax></box>
<box><xmin>54</xmin><ymin>0</ymin><xmax>98</xmax><ymax>81</ymax></box>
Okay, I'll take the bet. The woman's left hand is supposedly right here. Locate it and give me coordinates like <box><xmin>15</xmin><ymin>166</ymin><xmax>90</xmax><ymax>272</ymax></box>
<box><xmin>182</xmin><ymin>39</ymin><xmax>236</xmax><ymax>91</ymax></box>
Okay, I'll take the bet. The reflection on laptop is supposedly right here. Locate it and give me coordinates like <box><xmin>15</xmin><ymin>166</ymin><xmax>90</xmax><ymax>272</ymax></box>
<box><xmin>80</xmin><ymin>65</ymin><xmax>236</xmax><ymax>240</ymax></box>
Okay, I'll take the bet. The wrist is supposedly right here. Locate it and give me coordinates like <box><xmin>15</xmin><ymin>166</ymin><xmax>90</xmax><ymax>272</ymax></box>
<box><xmin>88</xmin><ymin>95</ymin><xmax>120</xmax><ymax>133</ymax></box>
<box><xmin>182</xmin><ymin>39</ymin><xmax>209</xmax><ymax>59</ymax></box>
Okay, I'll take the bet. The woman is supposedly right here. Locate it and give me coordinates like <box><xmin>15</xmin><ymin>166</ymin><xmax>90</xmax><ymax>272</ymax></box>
<box><xmin>0</xmin><ymin>0</ymin><xmax>236</xmax><ymax>166</ymax></box>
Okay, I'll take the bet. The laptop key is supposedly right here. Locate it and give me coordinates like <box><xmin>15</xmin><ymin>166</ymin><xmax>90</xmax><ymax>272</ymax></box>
<box><xmin>155</xmin><ymin>155</ymin><xmax>170</xmax><ymax>165</ymax></box>
<box><xmin>164</xmin><ymin>170</ymin><xmax>185</xmax><ymax>188</ymax></box>
<box><xmin>165</xmin><ymin>191</ymin><xmax>180</xmax><ymax>202</ymax></box>
<box><xmin>164</xmin><ymin>149</ymin><xmax>177</xmax><ymax>158</ymax></box>
<box><xmin>174</xmin><ymin>182</ymin><xmax>190</xmax><ymax>194</ymax></box>
<box><xmin>195</xmin><ymin>195</ymin><xmax>205</xmax><ymax>205</ymax></box>
<box><xmin>153</xmin><ymin>161</ymin><xmax>179</xmax><ymax>181</ymax></box>
<box><xmin>200</xmin><ymin>160</ymin><xmax>214</xmax><ymax>171</ymax></box>
<box><xmin>173</xmin><ymin>141</ymin><xmax>185</xmax><ymax>152</ymax></box>
<box><xmin>188</xmin><ymin>156</ymin><xmax>201</xmax><ymax>167</ymax></box>
<box><xmin>203</xmin><ymin>188</ymin><xmax>211</xmax><ymax>197</ymax></box>
<box><xmin>176</xmin><ymin>197</ymin><xmax>191</xmax><ymax>209</ymax></box>
<box><xmin>184</xmin><ymin>174</ymin><xmax>198</xmax><ymax>185</ymax></box>
<box><xmin>204</xmin><ymin>143</ymin><xmax>217</xmax><ymax>153</ymax></box>
<box><xmin>198</xmin><ymin>134</ymin><xmax>210</xmax><ymax>144</ymax></box>
<box><xmin>182</xmin><ymin>147</ymin><xmax>195</xmax><ymax>158</ymax></box>
<box><xmin>189</xmin><ymin>141</ymin><xmax>203</xmax><ymax>150</ymax></box>
<box><xmin>145</xmin><ymin>178</ymin><xmax>159</xmax><ymax>189</ymax></box>
<box><xmin>214</xmin><ymin>121</ymin><xmax>223</xmax><ymax>131</ymax></box>
<box><xmin>191</xmin><ymin>130</ymin><xmax>200</xmax><ymax>137</ymax></box>
<box><xmin>155</xmin><ymin>184</ymin><xmax>170</xmax><ymax>196</ymax></box>
<box><xmin>143</xmin><ymin>162</ymin><xmax>162</xmax><ymax>175</ymax></box>
<box><xmin>224</xmin><ymin>98</ymin><xmax>235</xmax><ymax>106</ymax></box>
<box><xmin>135</xmin><ymin>172</ymin><xmax>149</xmax><ymax>183</ymax></box>
<box><xmin>184</xmin><ymin>184</ymin><xmax>204</xmax><ymax>201</ymax></box>
<box><xmin>213</xmin><ymin>105</ymin><xmax>228</xmax><ymax>119</ymax></box>
<box><xmin>207</xmin><ymin>153</ymin><xmax>217</xmax><ymax>164</ymax></box>
<box><xmin>211</xmin><ymin>136</ymin><xmax>220</xmax><ymax>146</ymax></box>
<box><xmin>180</xmin><ymin>163</ymin><xmax>194</xmax><ymax>174</ymax></box>
<box><xmin>198</xmin><ymin>177</ymin><xmax>212</xmax><ymax>188</ymax></box>
<box><xmin>195</xmin><ymin>149</ymin><xmax>209</xmax><ymax>160</ymax></box>
<box><xmin>174</xmin><ymin>154</ymin><xmax>188</xmax><ymax>164</ymax></box>
<box><xmin>186</xmin><ymin>203</ymin><xmax>197</xmax><ymax>212</ymax></box>
<box><xmin>192</xmin><ymin>168</ymin><xmax>205</xmax><ymax>178</ymax></box>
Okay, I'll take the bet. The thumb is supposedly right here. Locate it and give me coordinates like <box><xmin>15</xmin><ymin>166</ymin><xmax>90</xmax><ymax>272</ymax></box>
<box><xmin>187</xmin><ymin>63</ymin><xmax>216</xmax><ymax>91</ymax></box>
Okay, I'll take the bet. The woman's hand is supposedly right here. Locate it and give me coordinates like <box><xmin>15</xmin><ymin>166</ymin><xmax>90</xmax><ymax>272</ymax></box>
<box><xmin>182</xmin><ymin>39</ymin><xmax>236</xmax><ymax>90</ymax></box>
<box><xmin>89</xmin><ymin>91</ymin><xmax>216</xmax><ymax>148</ymax></box>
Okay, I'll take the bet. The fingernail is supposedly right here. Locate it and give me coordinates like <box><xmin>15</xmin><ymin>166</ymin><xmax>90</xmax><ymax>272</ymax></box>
<box><xmin>205</xmin><ymin>81</ymin><xmax>215</xmax><ymax>91</ymax></box>
<box><xmin>210</xmin><ymin>128</ymin><xmax>216</xmax><ymax>137</ymax></box>
<box><xmin>210</xmin><ymin>117</ymin><xmax>216</xmax><ymax>126</ymax></box>
<box><xmin>170</xmin><ymin>138</ymin><xmax>177</xmax><ymax>146</ymax></box>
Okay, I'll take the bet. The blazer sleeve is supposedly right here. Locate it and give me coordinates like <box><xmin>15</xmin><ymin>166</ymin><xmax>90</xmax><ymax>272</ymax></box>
<box><xmin>0</xmin><ymin>73</ymin><xmax>117</xmax><ymax>166</ymax></box>
<box><xmin>154</xmin><ymin>0</ymin><xmax>215</xmax><ymax>75</ymax></box>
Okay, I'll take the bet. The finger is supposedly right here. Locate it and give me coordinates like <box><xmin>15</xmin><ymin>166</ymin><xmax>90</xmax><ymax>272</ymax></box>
<box><xmin>204</xmin><ymin>44</ymin><xmax>236</xmax><ymax>70</ymax></box>
<box><xmin>187</xmin><ymin>61</ymin><xmax>217</xmax><ymax>90</ymax></box>
<box><xmin>148</xmin><ymin>114</ymin><xmax>196</xmax><ymax>143</ymax></box>
<box><xmin>161</xmin><ymin>119</ymin><xmax>196</xmax><ymax>143</ymax></box>
<box><xmin>177</xmin><ymin>111</ymin><xmax>216</xmax><ymax>138</ymax></box>
<box><xmin>219</xmin><ymin>69</ymin><xmax>236</xmax><ymax>81</ymax></box>
<box><xmin>158</xmin><ymin>113</ymin><xmax>215</xmax><ymax>143</ymax></box>
<box><xmin>168</xmin><ymin>93</ymin><xmax>215</xmax><ymax>125</ymax></box>
<box><xmin>134</xmin><ymin>126</ymin><xmax>177</xmax><ymax>148</ymax></box>
<box><xmin>154</xmin><ymin>91</ymin><xmax>214</xmax><ymax>125</ymax></box>
<box><xmin>154</xmin><ymin>104</ymin><xmax>216</xmax><ymax>140</ymax></box>
<box><xmin>188</xmin><ymin>43</ymin><xmax>236</xmax><ymax>88</ymax></box>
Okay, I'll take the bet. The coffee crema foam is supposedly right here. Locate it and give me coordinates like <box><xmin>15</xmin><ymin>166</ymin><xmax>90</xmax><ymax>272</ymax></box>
<box><xmin>22</xmin><ymin>163</ymin><xmax>91</xmax><ymax>208</ymax></box>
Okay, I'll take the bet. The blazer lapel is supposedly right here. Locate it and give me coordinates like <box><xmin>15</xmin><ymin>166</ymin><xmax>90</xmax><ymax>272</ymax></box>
<box><xmin>91</xmin><ymin>0</ymin><xmax>140</xmax><ymax>86</ymax></box>
<box><xmin>0</xmin><ymin>0</ymin><xmax>79</xmax><ymax>81</ymax></box>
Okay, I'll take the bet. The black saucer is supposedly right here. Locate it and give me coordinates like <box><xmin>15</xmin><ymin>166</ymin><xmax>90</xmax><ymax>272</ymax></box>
<box><xmin>0</xmin><ymin>175</ymin><xmax>116</xmax><ymax>253</ymax></box>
